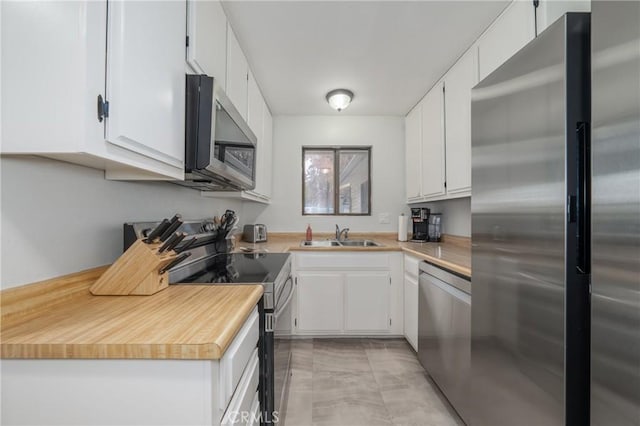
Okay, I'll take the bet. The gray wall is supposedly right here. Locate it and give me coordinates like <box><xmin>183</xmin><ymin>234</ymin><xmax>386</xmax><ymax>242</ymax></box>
<box><xmin>0</xmin><ymin>157</ymin><xmax>252</xmax><ymax>289</ymax></box>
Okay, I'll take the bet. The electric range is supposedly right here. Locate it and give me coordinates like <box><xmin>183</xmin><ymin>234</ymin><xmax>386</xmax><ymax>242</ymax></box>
<box><xmin>123</xmin><ymin>219</ymin><xmax>292</xmax><ymax>425</ymax></box>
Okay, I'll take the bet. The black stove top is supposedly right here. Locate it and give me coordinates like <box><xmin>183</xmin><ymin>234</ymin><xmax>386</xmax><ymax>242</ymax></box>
<box><xmin>174</xmin><ymin>252</ymin><xmax>290</xmax><ymax>285</ymax></box>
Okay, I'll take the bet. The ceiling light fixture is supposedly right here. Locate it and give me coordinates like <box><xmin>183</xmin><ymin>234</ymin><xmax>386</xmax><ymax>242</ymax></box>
<box><xmin>326</xmin><ymin>89</ymin><xmax>354</xmax><ymax>112</ymax></box>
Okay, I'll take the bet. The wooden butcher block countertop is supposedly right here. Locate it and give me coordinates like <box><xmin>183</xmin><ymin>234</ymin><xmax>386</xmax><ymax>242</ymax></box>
<box><xmin>237</xmin><ymin>233</ymin><xmax>471</xmax><ymax>278</ymax></box>
<box><xmin>1</xmin><ymin>267</ymin><xmax>263</xmax><ymax>360</ymax></box>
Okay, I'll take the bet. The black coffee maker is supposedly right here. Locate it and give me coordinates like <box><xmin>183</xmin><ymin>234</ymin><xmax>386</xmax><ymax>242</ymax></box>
<box><xmin>410</xmin><ymin>208</ymin><xmax>430</xmax><ymax>241</ymax></box>
<box><xmin>410</xmin><ymin>207</ymin><xmax>442</xmax><ymax>242</ymax></box>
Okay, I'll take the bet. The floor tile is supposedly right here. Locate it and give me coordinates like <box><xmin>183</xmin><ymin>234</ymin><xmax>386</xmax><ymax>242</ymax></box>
<box><xmin>282</xmin><ymin>338</ymin><xmax>462</xmax><ymax>426</ymax></box>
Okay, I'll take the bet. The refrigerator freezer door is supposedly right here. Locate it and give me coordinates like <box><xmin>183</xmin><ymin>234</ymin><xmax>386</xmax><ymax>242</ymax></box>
<box><xmin>470</xmin><ymin>14</ymin><xmax>590</xmax><ymax>426</ymax></box>
<box><xmin>591</xmin><ymin>2</ymin><xmax>640</xmax><ymax>425</ymax></box>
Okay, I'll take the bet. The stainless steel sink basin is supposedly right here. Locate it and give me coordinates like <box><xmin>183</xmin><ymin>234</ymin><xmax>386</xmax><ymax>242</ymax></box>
<box><xmin>300</xmin><ymin>240</ymin><xmax>342</xmax><ymax>247</ymax></box>
<box><xmin>300</xmin><ymin>239</ymin><xmax>382</xmax><ymax>247</ymax></box>
<box><xmin>339</xmin><ymin>240</ymin><xmax>382</xmax><ymax>247</ymax></box>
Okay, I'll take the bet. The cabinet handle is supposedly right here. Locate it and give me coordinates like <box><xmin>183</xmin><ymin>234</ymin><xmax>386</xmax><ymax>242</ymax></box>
<box><xmin>97</xmin><ymin>94</ymin><xmax>109</xmax><ymax>122</ymax></box>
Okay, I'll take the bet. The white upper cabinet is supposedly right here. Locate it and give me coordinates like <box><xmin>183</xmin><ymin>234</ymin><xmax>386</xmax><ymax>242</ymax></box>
<box><xmin>247</xmin><ymin>71</ymin><xmax>264</xmax><ymax>141</ymax></box>
<box><xmin>1</xmin><ymin>0</ymin><xmax>185</xmax><ymax>180</ymax></box>
<box><xmin>105</xmin><ymin>0</ymin><xmax>186</xmax><ymax>176</ymax></box>
<box><xmin>186</xmin><ymin>0</ymin><xmax>227</xmax><ymax>88</ymax></box>
<box><xmin>477</xmin><ymin>0</ymin><xmax>535</xmax><ymax>81</ymax></box>
<box><xmin>261</xmin><ymin>106</ymin><xmax>274</xmax><ymax>200</ymax></box>
<box><xmin>536</xmin><ymin>1</ymin><xmax>591</xmax><ymax>35</ymax></box>
<box><xmin>1</xmin><ymin>2</ymin><xmax>106</xmax><ymax>156</ymax></box>
<box><xmin>421</xmin><ymin>81</ymin><xmax>446</xmax><ymax>198</ymax></box>
<box><xmin>405</xmin><ymin>104</ymin><xmax>422</xmax><ymax>202</ymax></box>
<box><xmin>226</xmin><ymin>24</ymin><xmax>249</xmax><ymax>120</ymax></box>
<box><xmin>444</xmin><ymin>47</ymin><xmax>477</xmax><ymax>196</ymax></box>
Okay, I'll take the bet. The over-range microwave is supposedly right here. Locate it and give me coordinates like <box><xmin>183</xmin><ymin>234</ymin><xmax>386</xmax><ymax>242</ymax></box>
<box><xmin>178</xmin><ymin>74</ymin><xmax>257</xmax><ymax>191</ymax></box>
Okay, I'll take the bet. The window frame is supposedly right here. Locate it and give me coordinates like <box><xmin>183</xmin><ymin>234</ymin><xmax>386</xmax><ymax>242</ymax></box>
<box><xmin>301</xmin><ymin>146</ymin><xmax>372</xmax><ymax>216</ymax></box>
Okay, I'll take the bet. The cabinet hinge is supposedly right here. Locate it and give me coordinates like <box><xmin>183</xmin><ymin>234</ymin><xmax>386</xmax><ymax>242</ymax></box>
<box><xmin>444</xmin><ymin>181</ymin><xmax>447</xmax><ymax>189</ymax></box>
<box><xmin>389</xmin><ymin>318</ymin><xmax>392</xmax><ymax>326</ymax></box>
<box><xmin>97</xmin><ymin>95</ymin><xmax>109</xmax><ymax>123</ymax></box>
<box><xmin>186</xmin><ymin>35</ymin><xmax>190</xmax><ymax>47</ymax></box>
<box><xmin>294</xmin><ymin>318</ymin><xmax>298</xmax><ymax>327</ymax></box>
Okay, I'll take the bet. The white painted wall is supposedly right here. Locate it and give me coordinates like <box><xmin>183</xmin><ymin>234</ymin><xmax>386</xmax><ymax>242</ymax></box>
<box><xmin>412</xmin><ymin>197</ymin><xmax>470</xmax><ymax>237</ymax></box>
<box><xmin>245</xmin><ymin>116</ymin><xmax>406</xmax><ymax>233</ymax></box>
<box><xmin>0</xmin><ymin>157</ymin><xmax>252</xmax><ymax>289</ymax></box>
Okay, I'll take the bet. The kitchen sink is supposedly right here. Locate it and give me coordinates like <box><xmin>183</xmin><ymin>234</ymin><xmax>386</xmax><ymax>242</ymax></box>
<box><xmin>300</xmin><ymin>239</ymin><xmax>382</xmax><ymax>247</ymax></box>
<box><xmin>339</xmin><ymin>240</ymin><xmax>382</xmax><ymax>247</ymax></box>
<box><xmin>300</xmin><ymin>240</ymin><xmax>342</xmax><ymax>247</ymax></box>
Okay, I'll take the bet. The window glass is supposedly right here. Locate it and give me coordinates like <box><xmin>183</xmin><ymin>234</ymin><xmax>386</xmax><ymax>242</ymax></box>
<box><xmin>339</xmin><ymin>150</ymin><xmax>370</xmax><ymax>214</ymax></box>
<box><xmin>303</xmin><ymin>147</ymin><xmax>371</xmax><ymax>216</ymax></box>
<box><xmin>303</xmin><ymin>150</ymin><xmax>335</xmax><ymax>214</ymax></box>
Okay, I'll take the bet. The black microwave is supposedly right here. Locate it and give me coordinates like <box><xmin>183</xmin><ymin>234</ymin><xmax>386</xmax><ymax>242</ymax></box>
<box><xmin>182</xmin><ymin>74</ymin><xmax>257</xmax><ymax>191</ymax></box>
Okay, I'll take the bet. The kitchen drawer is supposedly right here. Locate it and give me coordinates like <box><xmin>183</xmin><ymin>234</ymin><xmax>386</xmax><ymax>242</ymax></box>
<box><xmin>296</xmin><ymin>253</ymin><xmax>390</xmax><ymax>270</ymax></box>
<box><xmin>404</xmin><ymin>255</ymin><xmax>420</xmax><ymax>279</ymax></box>
<box><xmin>221</xmin><ymin>349</ymin><xmax>260</xmax><ymax>426</ymax></box>
<box><xmin>248</xmin><ymin>391</ymin><xmax>260</xmax><ymax>426</ymax></box>
<box><xmin>220</xmin><ymin>307</ymin><xmax>259</xmax><ymax>410</ymax></box>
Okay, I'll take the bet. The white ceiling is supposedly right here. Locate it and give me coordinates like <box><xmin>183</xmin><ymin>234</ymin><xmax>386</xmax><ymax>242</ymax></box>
<box><xmin>222</xmin><ymin>0</ymin><xmax>510</xmax><ymax>116</ymax></box>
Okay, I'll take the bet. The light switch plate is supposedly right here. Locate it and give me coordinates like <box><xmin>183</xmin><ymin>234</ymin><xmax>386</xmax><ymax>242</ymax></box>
<box><xmin>379</xmin><ymin>213</ymin><xmax>390</xmax><ymax>224</ymax></box>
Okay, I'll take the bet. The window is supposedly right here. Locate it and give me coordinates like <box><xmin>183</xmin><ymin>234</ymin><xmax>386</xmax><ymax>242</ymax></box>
<box><xmin>303</xmin><ymin>147</ymin><xmax>371</xmax><ymax>215</ymax></box>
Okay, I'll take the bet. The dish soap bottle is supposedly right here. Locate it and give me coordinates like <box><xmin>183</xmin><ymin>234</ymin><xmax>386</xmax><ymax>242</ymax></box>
<box><xmin>306</xmin><ymin>224</ymin><xmax>313</xmax><ymax>241</ymax></box>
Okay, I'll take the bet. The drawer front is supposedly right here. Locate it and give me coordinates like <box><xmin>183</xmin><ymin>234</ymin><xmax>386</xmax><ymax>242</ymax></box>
<box><xmin>220</xmin><ymin>307</ymin><xmax>259</xmax><ymax>409</ymax></box>
<box><xmin>296</xmin><ymin>253</ymin><xmax>390</xmax><ymax>270</ymax></box>
<box><xmin>222</xmin><ymin>349</ymin><xmax>260</xmax><ymax>426</ymax></box>
<box><xmin>248</xmin><ymin>391</ymin><xmax>260</xmax><ymax>426</ymax></box>
<box><xmin>404</xmin><ymin>255</ymin><xmax>420</xmax><ymax>278</ymax></box>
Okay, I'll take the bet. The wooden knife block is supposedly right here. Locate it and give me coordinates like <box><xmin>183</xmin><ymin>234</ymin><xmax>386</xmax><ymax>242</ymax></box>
<box><xmin>90</xmin><ymin>240</ymin><xmax>178</xmax><ymax>296</ymax></box>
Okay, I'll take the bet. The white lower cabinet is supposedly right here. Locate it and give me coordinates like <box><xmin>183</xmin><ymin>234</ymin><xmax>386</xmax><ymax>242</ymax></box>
<box><xmin>345</xmin><ymin>272</ymin><xmax>391</xmax><ymax>332</ymax></box>
<box><xmin>1</xmin><ymin>307</ymin><xmax>260</xmax><ymax>426</ymax></box>
<box><xmin>297</xmin><ymin>272</ymin><xmax>344</xmax><ymax>333</ymax></box>
<box><xmin>293</xmin><ymin>253</ymin><xmax>403</xmax><ymax>336</ymax></box>
<box><xmin>403</xmin><ymin>255</ymin><xmax>420</xmax><ymax>351</ymax></box>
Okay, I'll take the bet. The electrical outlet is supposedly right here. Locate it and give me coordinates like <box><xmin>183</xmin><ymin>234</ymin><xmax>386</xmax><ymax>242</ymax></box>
<box><xmin>379</xmin><ymin>213</ymin><xmax>390</xmax><ymax>224</ymax></box>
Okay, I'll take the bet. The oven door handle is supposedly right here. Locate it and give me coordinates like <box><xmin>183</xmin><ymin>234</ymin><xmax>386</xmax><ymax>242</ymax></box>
<box><xmin>274</xmin><ymin>276</ymin><xmax>294</xmax><ymax>319</ymax></box>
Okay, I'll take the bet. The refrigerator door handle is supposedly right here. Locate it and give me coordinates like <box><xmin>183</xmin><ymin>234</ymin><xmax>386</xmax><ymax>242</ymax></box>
<box><xmin>576</xmin><ymin>121</ymin><xmax>591</xmax><ymax>274</ymax></box>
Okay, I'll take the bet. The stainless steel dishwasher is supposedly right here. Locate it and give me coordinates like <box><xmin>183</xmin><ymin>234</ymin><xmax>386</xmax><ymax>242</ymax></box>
<box><xmin>418</xmin><ymin>261</ymin><xmax>471</xmax><ymax>421</ymax></box>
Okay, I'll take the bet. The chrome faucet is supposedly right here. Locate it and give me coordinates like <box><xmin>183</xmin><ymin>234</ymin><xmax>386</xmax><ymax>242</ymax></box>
<box><xmin>335</xmin><ymin>224</ymin><xmax>350</xmax><ymax>241</ymax></box>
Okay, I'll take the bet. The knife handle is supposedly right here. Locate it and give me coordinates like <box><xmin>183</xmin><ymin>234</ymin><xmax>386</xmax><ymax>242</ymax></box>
<box><xmin>159</xmin><ymin>219</ymin><xmax>183</xmax><ymax>242</ymax></box>
<box><xmin>164</xmin><ymin>232</ymin><xmax>187</xmax><ymax>253</ymax></box>
<box><xmin>159</xmin><ymin>252</ymin><xmax>192</xmax><ymax>274</ymax></box>
<box><xmin>175</xmin><ymin>237</ymin><xmax>197</xmax><ymax>253</ymax></box>
<box><xmin>144</xmin><ymin>219</ymin><xmax>170</xmax><ymax>243</ymax></box>
<box><xmin>158</xmin><ymin>232</ymin><xmax>180</xmax><ymax>253</ymax></box>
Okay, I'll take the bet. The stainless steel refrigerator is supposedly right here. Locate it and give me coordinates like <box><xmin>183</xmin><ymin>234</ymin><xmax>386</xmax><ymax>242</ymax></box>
<box><xmin>470</xmin><ymin>4</ymin><xmax>639</xmax><ymax>425</ymax></box>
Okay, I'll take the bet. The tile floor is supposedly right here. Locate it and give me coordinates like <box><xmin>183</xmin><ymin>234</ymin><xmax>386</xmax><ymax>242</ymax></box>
<box><xmin>283</xmin><ymin>338</ymin><xmax>464</xmax><ymax>426</ymax></box>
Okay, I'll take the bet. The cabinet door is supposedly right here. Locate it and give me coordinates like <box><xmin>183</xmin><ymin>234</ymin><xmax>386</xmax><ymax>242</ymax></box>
<box><xmin>344</xmin><ymin>272</ymin><xmax>390</xmax><ymax>332</ymax></box>
<box><xmin>186</xmin><ymin>0</ymin><xmax>227</xmax><ymax>88</ymax></box>
<box><xmin>106</xmin><ymin>1</ymin><xmax>185</xmax><ymax>172</ymax></box>
<box><xmin>444</xmin><ymin>48</ymin><xmax>477</xmax><ymax>196</ymax></box>
<box><xmin>404</xmin><ymin>274</ymin><xmax>419</xmax><ymax>351</ymax></box>
<box><xmin>537</xmin><ymin>0</ymin><xmax>590</xmax><ymax>35</ymax></box>
<box><xmin>296</xmin><ymin>273</ymin><xmax>343</xmax><ymax>333</ymax></box>
<box><xmin>226</xmin><ymin>24</ymin><xmax>249</xmax><ymax>120</ymax></box>
<box><xmin>405</xmin><ymin>104</ymin><xmax>422</xmax><ymax>201</ymax></box>
<box><xmin>261</xmin><ymin>106</ymin><xmax>273</xmax><ymax>199</ymax></box>
<box><xmin>477</xmin><ymin>0</ymin><xmax>535</xmax><ymax>81</ymax></box>
<box><xmin>1</xmin><ymin>1</ymin><xmax>106</xmax><ymax>154</ymax></box>
<box><xmin>247</xmin><ymin>71</ymin><xmax>264</xmax><ymax>141</ymax></box>
<box><xmin>421</xmin><ymin>81</ymin><xmax>446</xmax><ymax>198</ymax></box>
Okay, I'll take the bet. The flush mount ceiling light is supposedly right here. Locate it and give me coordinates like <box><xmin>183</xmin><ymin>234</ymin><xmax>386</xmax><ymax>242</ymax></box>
<box><xmin>326</xmin><ymin>89</ymin><xmax>354</xmax><ymax>112</ymax></box>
